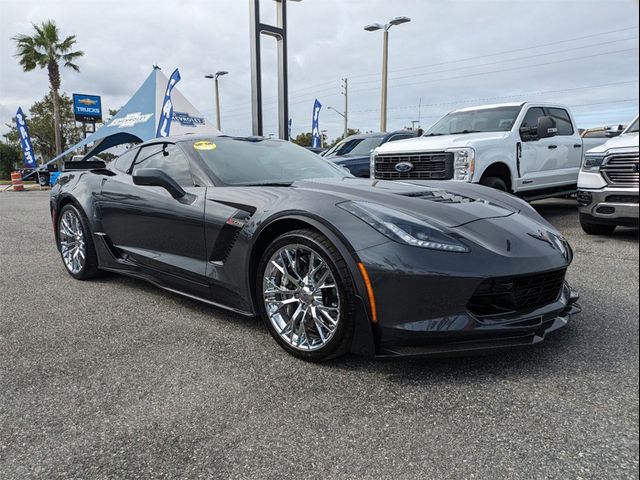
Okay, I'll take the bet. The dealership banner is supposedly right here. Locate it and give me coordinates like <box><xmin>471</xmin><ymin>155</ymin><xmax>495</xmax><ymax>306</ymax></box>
<box><xmin>311</xmin><ymin>99</ymin><xmax>322</xmax><ymax>148</ymax></box>
<box><xmin>156</xmin><ymin>68</ymin><xmax>181</xmax><ymax>138</ymax></box>
<box><xmin>288</xmin><ymin>118</ymin><xmax>292</xmax><ymax>140</ymax></box>
<box><xmin>15</xmin><ymin>107</ymin><xmax>37</xmax><ymax>169</ymax></box>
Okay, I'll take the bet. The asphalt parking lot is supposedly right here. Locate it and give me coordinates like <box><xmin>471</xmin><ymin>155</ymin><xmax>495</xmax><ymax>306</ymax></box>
<box><xmin>0</xmin><ymin>191</ymin><xmax>638</xmax><ymax>479</ymax></box>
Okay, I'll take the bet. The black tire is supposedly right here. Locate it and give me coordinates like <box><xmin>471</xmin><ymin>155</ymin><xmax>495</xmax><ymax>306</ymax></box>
<box><xmin>580</xmin><ymin>214</ymin><xmax>616</xmax><ymax>235</ymax></box>
<box><xmin>57</xmin><ymin>204</ymin><xmax>101</xmax><ymax>280</ymax></box>
<box><xmin>480</xmin><ymin>176</ymin><xmax>508</xmax><ymax>192</ymax></box>
<box><xmin>256</xmin><ymin>229</ymin><xmax>356</xmax><ymax>362</ymax></box>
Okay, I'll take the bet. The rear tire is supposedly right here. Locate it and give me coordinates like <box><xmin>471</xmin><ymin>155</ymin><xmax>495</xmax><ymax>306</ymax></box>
<box><xmin>256</xmin><ymin>229</ymin><xmax>356</xmax><ymax>362</ymax></box>
<box><xmin>480</xmin><ymin>176</ymin><xmax>508</xmax><ymax>192</ymax></box>
<box><xmin>580</xmin><ymin>214</ymin><xmax>616</xmax><ymax>235</ymax></box>
<box><xmin>57</xmin><ymin>204</ymin><xmax>100</xmax><ymax>280</ymax></box>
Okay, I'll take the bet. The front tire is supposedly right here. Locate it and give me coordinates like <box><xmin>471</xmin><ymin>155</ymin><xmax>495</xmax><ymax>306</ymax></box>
<box><xmin>256</xmin><ymin>229</ymin><xmax>356</xmax><ymax>362</ymax></box>
<box><xmin>480</xmin><ymin>176</ymin><xmax>508</xmax><ymax>192</ymax></box>
<box><xmin>57</xmin><ymin>204</ymin><xmax>100</xmax><ymax>280</ymax></box>
<box><xmin>580</xmin><ymin>214</ymin><xmax>616</xmax><ymax>235</ymax></box>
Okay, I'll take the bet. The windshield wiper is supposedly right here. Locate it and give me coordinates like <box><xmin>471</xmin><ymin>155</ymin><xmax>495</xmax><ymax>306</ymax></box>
<box><xmin>450</xmin><ymin>130</ymin><xmax>482</xmax><ymax>134</ymax></box>
<box><xmin>241</xmin><ymin>181</ymin><xmax>293</xmax><ymax>187</ymax></box>
<box><xmin>424</xmin><ymin>133</ymin><xmax>444</xmax><ymax>136</ymax></box>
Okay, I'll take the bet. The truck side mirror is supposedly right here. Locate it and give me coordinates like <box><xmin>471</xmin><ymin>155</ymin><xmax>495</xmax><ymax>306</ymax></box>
<box><xmin>536</xmin><ymin>116</ymin><xmax>558</xmax><ymax>139</ymax></box>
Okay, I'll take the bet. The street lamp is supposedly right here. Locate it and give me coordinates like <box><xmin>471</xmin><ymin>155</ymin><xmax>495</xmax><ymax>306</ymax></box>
<box><xmin>364</xmin><ymin>16</ymin><xmax>411</xmax><ymax>132</ymax></box>
<box><xmin>205</xmin><ymin>71</ymin><xmax>229</xmax><ymax>131</ymax></box>
<box><xmin>327</xmin><ymin>106</ymin><xmax>347</xmax><ymax>140</ymax></box>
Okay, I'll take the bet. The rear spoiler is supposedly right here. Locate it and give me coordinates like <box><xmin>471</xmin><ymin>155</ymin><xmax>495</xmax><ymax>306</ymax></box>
<box><xmin>63</xmin><ymin>160</ymin><xmax>107</xmax><ymax>171</ymax></box>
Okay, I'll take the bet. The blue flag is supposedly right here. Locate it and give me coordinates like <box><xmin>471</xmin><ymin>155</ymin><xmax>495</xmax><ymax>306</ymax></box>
<box><xmin>156</xmin><ymin>68</ymin><xmax>181</xmax><ymax>138</ymax></box>
<box><xmin>288</xmin><ymin>118</ymin><xmax>292</xmax><ymax>140</ymax></box>
<box><xmin>15</xmin><ymin>107</ymin><xmax>37</xmax><ymax>168</ymax></box>
<box><xmin>311</xmin><ymin>99</ymin><xmax>322</xmax><ymax>148</ymax></box>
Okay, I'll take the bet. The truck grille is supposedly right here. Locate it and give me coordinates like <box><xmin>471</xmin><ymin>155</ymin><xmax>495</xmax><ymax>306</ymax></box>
<box><xmin>467</xmin><ymin>269</ymin><xmax>566</xmax><ymax>317</ymax></box>
<box><xmin>374</xmin><ymin>152</ymin><xmax>453</xmax><ymax>180</ymax></box>
<box><xmin>601</xmin><ymin>154</ymin><xmax>639</xmax><ymax>187</ymax></box>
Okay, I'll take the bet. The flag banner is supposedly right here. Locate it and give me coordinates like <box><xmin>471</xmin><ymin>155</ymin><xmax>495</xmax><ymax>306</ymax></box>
<box><xmin>15</xmin><ymin>107</ymin><xmax>37</xmax><ymax>169</ymax></box>
<box><xmin>156</xmin><ymin>68</ymin><xmax>181</xmax><ymax>138</ymax></box>
<box><xmin>288</xmin><ymin>118</ymin><xmax>292</xmax><ymax>140</ymax></box>
<box><xmin>311</xmin><ymin>99</ymin><xmax>322</xmax><ymax>148</ymax></box>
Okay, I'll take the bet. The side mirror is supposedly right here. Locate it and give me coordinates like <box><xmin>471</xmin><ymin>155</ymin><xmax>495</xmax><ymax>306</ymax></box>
<box><xmin>536</xmin><ymin>116</ymin><xmax>558</xmax><ymax>139</ymax></box>
<box><xmin>132</xmin><ymin>168</ymin><xmax>185</xmax><ymax>199</ymax></box>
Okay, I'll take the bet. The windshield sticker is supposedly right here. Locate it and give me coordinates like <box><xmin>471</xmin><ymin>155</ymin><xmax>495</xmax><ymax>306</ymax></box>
<box><xmin>193</xmin><ymin>141</ymin><xmax>216</xmax><ymax>151</ymax></box>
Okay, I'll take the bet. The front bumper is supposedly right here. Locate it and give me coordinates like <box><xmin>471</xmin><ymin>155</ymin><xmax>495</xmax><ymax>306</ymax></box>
<box><xmin>577</xmin><ymin>187</ymin><xmax>639</xmax><ymax>225</ymax></box>
<box><xmin>375</xmin><ymin>282</ymin><xmax>580</xmax><ymax>357</ymax></box>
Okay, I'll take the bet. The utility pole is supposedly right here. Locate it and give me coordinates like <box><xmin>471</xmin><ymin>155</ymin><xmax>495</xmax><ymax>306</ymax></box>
<box><xmin>341</xmin><ymin>78</ymin><xmax>348</xmax><ymax>140</ymax></box>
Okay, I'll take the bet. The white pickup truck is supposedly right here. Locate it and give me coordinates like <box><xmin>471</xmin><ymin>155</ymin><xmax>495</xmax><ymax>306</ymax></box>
<box><xmin>577</xmin><ymin>115</ymin><xmax>639</xmax><ymax>234</ymax></box>
<box><xmin>371</xmin><ymin>102</ymin><xmax>606</xmax><ymax>200</ymax></box>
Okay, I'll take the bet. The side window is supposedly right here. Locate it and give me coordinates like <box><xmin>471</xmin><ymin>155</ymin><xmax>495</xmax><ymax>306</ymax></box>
<box><xmin>547</xmin><ymin>108</ymin><xmax>574</xmax><ymax>136</ymax></box>
<box><xmin>520</xmin><ymin>107</ymin><xmax>546</xmax><ymax>129</ymax></box>
<box><xmin>112</xmin><ymin>148</ymin><xmax>138</xmax><ymax>173</ymax></box>
<box><xmin>131</xmin><ymin>144</ymin><xmax>164</xmax><ymax>172</ymax></box>
<box><xmin>387</xmin><ymin>134</ymin><xmax>413</xmax><ymax>143</ymax></box>
<box><xmin>132</xmin><ymin>143</ymin><xmax>194</xmax><ymax>187</ymax></box>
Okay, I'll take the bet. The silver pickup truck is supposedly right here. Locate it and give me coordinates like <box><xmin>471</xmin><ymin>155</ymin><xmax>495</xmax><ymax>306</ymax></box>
<box><xmin>577</xmin><ymin>115</ymin><xmax>639</xmax><ymax>234</ymax></box>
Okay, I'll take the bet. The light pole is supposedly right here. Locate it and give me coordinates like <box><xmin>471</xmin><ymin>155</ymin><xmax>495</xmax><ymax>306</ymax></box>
<box><xmin>327</xmin><ymin>106</ymin><xmax>347</xmax><ymax>140</ymax></box>
<box><xmin>364</xmin><ymin>16</ymin><xmax>411</xmax><ymax>132</ymax></box>
<box><xmin>205</xmin><ymin>71</ymin><xmax>228</xmax><ymax>131</ymax></box>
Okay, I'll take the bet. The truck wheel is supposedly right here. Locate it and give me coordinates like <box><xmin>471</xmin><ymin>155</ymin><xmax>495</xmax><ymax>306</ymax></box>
<box><xmin>580</xmin><ymin>214</ymin><xmax>616</xmax><ymax>235</ymax></box>
<box><xmin>480</xmin><ymin>176</ymin><xmax>508</xmax><ymax>192</ymax></box>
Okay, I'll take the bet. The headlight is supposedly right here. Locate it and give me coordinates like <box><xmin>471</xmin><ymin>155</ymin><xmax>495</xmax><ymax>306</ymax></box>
<box><xmin>447</xmin><ymin>147</ymin><xmax>475</xmax><ymax>181</ymax></box>
<box><xmin>582</xmin><ymin>154</ymin><xmax>605</xmax><ymax>171</ymax></box>
<box><xmin>370</xmin><ymin>151</ymin><xmax>377</xmax><ymax>178</ymax></box>
<box><xmin>338</xmin><ymin>201</ymin><xmax>470</xmax><ymax>253</ymax></box>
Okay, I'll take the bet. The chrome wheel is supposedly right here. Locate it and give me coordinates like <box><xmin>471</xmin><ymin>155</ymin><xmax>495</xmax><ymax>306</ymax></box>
<box><xmin>58</xmin><ymin>209</ymin><xmax>86</xmax><ymax>274</ymax></box>
<box><xmin>263</xmin><ymin>244</ymin><xmax>341</xmax><ymax>351</ymax></box>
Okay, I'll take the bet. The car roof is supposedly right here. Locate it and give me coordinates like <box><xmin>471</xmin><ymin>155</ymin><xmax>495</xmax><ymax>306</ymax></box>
<box><xmin>345</xmin><ymin>130</ymin><xmax>416</xmax><ymax>141</ymax></box>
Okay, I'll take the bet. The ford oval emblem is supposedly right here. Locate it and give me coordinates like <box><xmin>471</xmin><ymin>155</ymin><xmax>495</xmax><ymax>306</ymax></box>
<box><xmin>395</xmin><ymin>161</ymin><xmax>414</xmax><ymax>173</ymax></box>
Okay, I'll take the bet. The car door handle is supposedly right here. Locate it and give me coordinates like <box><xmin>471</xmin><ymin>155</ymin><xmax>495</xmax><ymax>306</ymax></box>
<box><xmin>548</xmin><ymin>145</ymin><xmax>557</xmax><ymax>149</ymax></box>
<box><xmin>573</xmin><ymin>144</ymin><xmax>582</xmax><ymax>148</ymax></box>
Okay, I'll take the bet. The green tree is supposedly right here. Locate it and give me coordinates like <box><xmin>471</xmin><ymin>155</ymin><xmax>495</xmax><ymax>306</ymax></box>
<box><xmin>330</xmin><ymin>128</ymin><xmax>361</xmax><ymax>146</ymax></box>
<box><xmin>0</xmin><ymin>142</ymin><xmax>21</xmax><ymax>180</ymax></box>
<box><xmin>13</xmin><ymin>20</ymin><xmax>84</xmax><ymax>156</ymax></box>
<box><xmin>292</xmin><ymin>131</ymin><xmax>330</xmax><ymax>148</ymax></box>
<box><xmin>4</xmin><ymin>92</ymin><xmax>82</xmax><ymax>162</ymax></box>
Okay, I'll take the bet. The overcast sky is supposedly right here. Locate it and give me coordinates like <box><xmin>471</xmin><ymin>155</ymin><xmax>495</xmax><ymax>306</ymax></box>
<box><xmin>1</xmin><ymin>0</ymin><xmax>638</xmax><ymax>142</ymax></box>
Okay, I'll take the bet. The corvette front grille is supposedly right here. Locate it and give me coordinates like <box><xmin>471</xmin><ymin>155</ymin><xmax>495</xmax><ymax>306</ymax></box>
<box><xmin>467</xmin><ymin>269</ymin><xmax>566</xmax><ymax>317</ymax></box>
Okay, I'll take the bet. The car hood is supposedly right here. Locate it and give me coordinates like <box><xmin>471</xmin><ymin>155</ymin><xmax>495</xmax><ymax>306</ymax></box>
<box><xmin>374</xmin><ymin>132</ymin><xmax>509</xmax><ymax>153</ymax></box>
<box><xmin>291</xmin><ymin>177</ymin><xmax>530</xmax><ymax>228</ymax></box>
<box><xmin>586</xmin><ymin>132</ymin><xmax>639</xmax><ymax>154</ymax></box>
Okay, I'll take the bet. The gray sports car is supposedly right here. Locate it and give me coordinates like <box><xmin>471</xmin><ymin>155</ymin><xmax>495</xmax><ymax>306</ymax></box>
<box><xmin>50</xmin><ymin>135</ymin><xmax>580</xmax><ymax>361</ymax></box>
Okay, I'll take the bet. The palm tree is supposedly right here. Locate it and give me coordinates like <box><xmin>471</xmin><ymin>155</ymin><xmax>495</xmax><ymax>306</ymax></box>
<box><xmin>13</xmin><ymin>20</ymin><xmax>84</xmax><ymax>157</ymax></box>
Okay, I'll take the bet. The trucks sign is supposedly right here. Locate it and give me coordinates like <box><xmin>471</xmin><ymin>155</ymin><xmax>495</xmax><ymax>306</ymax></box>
<box><xmin>72</xmin><ymin>93</ymin><xmax>102</xmax><ymax>123</ymax></box>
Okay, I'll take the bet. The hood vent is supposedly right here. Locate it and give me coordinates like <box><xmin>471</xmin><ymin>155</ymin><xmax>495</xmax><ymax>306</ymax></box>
<box><xmin>401</xmin><ymin>189</ymin><xmax>476</xmax><ymax>204</ymax></box>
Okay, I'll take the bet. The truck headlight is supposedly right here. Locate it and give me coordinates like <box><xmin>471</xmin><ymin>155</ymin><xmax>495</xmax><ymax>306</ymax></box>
<box><xmin>447</xmin><ymin>147</ymin><xmax>475</xmax><ymax>181</ymax></box>
<box><xmin>582</xmin><ymin>154</ymin><xmax>605</xmax><ymax>172</ymax></box>
<box><xmin>370</xmin><ymin>151</ymin><xmax>377</xmax><ymax>178</ymax></box>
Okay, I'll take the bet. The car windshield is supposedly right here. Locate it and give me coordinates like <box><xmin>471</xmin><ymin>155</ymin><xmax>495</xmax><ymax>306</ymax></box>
<box><xmin>324</xmin><ymin>136</ymin><xmax>384</xmax><ymax>157</ymax></box>
<box><xmin>425</xmin><ymin>106</ymin><xmax>522</xmax><ymax>136</ymax></box>
<box><xmin>188</xmin><ymin>137</ymin><xmax>350</xmax><ymax>185</ymax></box>
<box><xmin>624</xmin><ymin>117</ymin><xmax>639</xmax><ymax>134</ymax></box>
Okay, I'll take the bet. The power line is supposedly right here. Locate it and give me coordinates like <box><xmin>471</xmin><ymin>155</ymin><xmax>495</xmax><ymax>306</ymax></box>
<box><xmin>349</xmin><ymin>47</ymin><xmax>639</xmax><ymax>94</ymax></box>
<box><xmin>350</xmin><ymin>36</ymin><xmax>639</xmax><ymax>87</ymax></box>
<box><xmin>222</xmin><ymin>25</ymin><xmax>639</xmax><ymax>111</ymax></box>
<box><xmin>347</xmin><ymin>80</ymin><xmax>640</xmax><ymax>114</ymax></box>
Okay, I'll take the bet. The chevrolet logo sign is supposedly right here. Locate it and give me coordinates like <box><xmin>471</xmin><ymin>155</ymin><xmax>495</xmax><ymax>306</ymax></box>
<box><xmin>78</xmin><ymin>98</ymin><xmax>98</xmax><ymax>106</ymax></box>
